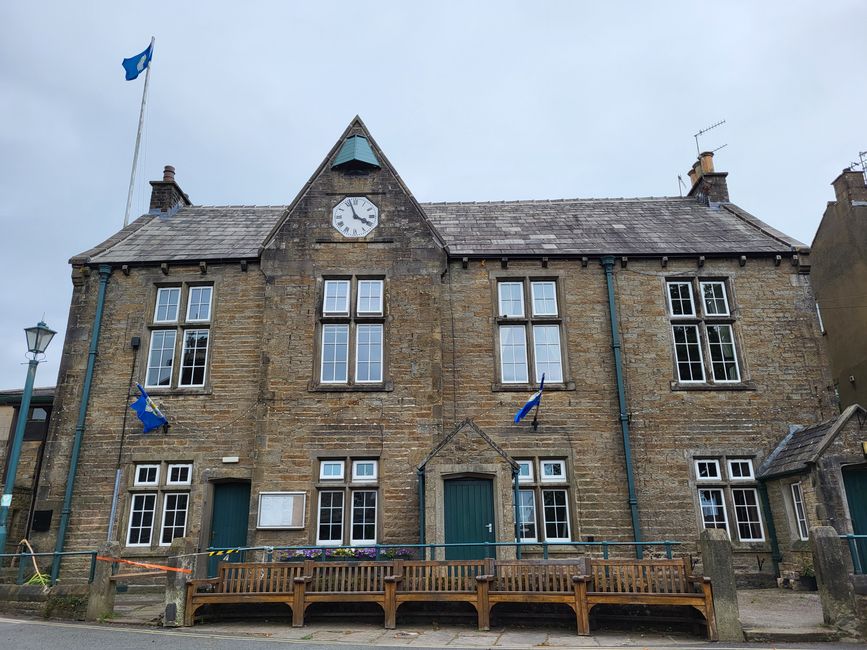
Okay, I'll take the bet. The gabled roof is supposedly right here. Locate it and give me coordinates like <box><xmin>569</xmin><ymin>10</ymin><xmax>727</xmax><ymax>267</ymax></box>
<box><xmin>0</xmin><ymin>386</ymin><xmax>55</xmax><ymax>405</ymax></box>
<box><xmin>420</xmin><ymin>198</ymin><xmax>803</xmax><ymax>257</ymax></box>
<box><xmin>77</xmin><ymin>206</ymin><xmax>285</xmax><ymax>264</ymax></box>
<box><xmin>758</xmin><ymin>404</ymin><xmax>867</xmax><ymax>479</ymax></box>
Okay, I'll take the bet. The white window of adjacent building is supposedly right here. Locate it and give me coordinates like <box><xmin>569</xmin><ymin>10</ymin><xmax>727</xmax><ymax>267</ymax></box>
<box><xmin>316</xmin><ymin>491</ymin><xmax>344</xmax><ymax>545</ymax></box>
<box><xmin>695</xmin><ymin>459</ymin><xmax>721</xmax><ymax>480</ymax></box>
<box><xmin>517</xmin><ymin>460</ymin><xmax>534</xmax><ymax>483</ymax></box>
<box><xmin>533</xmin><ymin>324</ymin><xmax>563</xmax><ymax>383</ymax></box>
<box><xmin>323</xmin><ymin>280</ymin><xmax>351</xmax><ymax>315</ymax></box>
<box><xmin>699</xmin><ymin>488</ymin><xmax>728</xmax><ymax>532</ymax></box>
<box><xmin>791</xmin><ymin>482</ymin><xmax>810</xmax><ymax>541</ymax></box>
<box><xmin>499</xmin><ymin>325</ymin><xmax>529</xmax><ymax>383</ymax></box>
<box><xmin>154</xmin><ymin>287</ymin><xmax>181</xmax><ymax>323</ymax></box>
<box><xmin>160</xmin><ymin>493</ymin><xmax>189</xmax><ymax>545</ymax></box>
<box><xmin>186</xmin><ymin>286</ymin><xmax>213</xmax><ymax>322</ymax></box>
<box><xmin>352</xmin><ymin>460</ymin><xmax>378</xmax><ymax>482</ymax></box>
<box><xmin>179</xmin><ymin>330</ymin><xmax>209</xmax><ymax>387</ymax></box>
<box><xmin>320</xmin><ymin>460</ymin><xmax>345</xmax><ymax>481</ymax></box>
<box><xmin>498</xmin><ymin>282</ymin><xmax>525</xmax><ymax>317</ymax></box>
<box><xmin>166</xmin><ymin>463</ymin><xmax>192</xmax><ymax>485</ymax></box>
<box><xmin>727</xmin><ymin>459</ymin><xmax>754</xmax><ymax>481</ymax></box>
<box><xmin>134</xmin><ymin>464</ymin><xmax>160</xmax><ymax>486</ymax></box>
<box><xmin>356</xmin><ymin>280</ymin><xmax>384</xmax><ymax>315</ymax></box>
<box><xmin>707</xmin><ymin>325</ymin><xmax>740</xmax><ymax>382</ymax></box>
<box><xmin>542</xmin><ymin>489</ymin><xmax>571</xmax><ymax>541</ymax></box>
<box><xmin>667</xmin><ymin>282</ymin><xmax>695</xmax><ymax>316</ymax></box>
<box><xmin>700</xmin><ymin>281</ymin><xmax>730</xmax><ymax>316</ymax></box>
<box><xmin>673</xmin><ymin>325</ymin><xmax>705</xmax><ymax>382</ymax></box>
<box><xmin>517</xmin><ymin>490</ymin><xmax>538</xmax><ymax>542</ymax></box>
<box><xmin>350</xmin><ymin>491</ymin><xmax>377</xmax><ymax>545</ymax></box>
<box><xmin>531</xmin><ymin>281</ymin><xmax>558</xmax><ymax>316</ymax></box>
<box><xmin>355</xmin><ymin>324</ymin><xmax>383</xmax><ymax>383</ymax></box>
<box><xmin>321</xmin><ymin>324</ymin><xmax>350</xmax><ymax>383</ymax></box>
<box><xmin>127</xmin><ymin>493</ymin><xmax>157</xmax><ymax>546</ymax></box>
<box><xmin>540</xmin><ymin>459</ymin><xmax>567</xmax><ymax>482</ymax></box>
<box><xmin>146</xmin><ymin>330</ymin><xmax>177</xmax><ymax>388</ymax></box>
<box><xmin>732</xmin><ymin>488</ymin><xmax>764</xmax><ymax>542</ymax></box>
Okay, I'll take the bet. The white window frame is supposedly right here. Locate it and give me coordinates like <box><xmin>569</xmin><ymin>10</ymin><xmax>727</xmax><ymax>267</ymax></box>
<box><xmin>727</xmin><ymin>459</ymin><xmax>754</xmax><ymax>481</ymax></box>
<box><xmin>706</xmin><ymin>324</ymin><xmax>741</xmax><ymax>383</ymax></box>
<box><xmin>499</xmin><ymin>324</ymin><xmax>529</xmax><ymax>384</ymax></box>
<box><xmin>316</xmin><ymin>490</ymin><xmax>345</xmax><ymax>546</ymax></box>
<box><xmin>541</xmin><ymin>488</ymin><xmax>571</xmax><ymax>542</ymax></box>
<box><xmin>498</xmin><ymin>282</ymin><xmax>525</xmax><ymax>318</ymax></box>
<box><xmin>532</xmin><ymin>324</ymin><xmax>563</xmax><ymax>383</ymax></box>
<box><xmin>319</xmin><ymin>460</ymin><xmax>345</xmax><ymax>481</ymax></box>
<box><xmin>698</xmin><ymin>487</ymin><xmax>729</xmax><ymax>534</ymax></box>
<box><xmin>145</xmin><ymin>330</ymin><xmax>177</xmax><ymax>388</ymax></box>
<box><xmin>356</xmin><ymin>280</ymin><xmax>384</xmax><ymax>316</ymax></box>
<box><xmin>323</xmin><ymin>280</ymin><xmax>351</xmax><ymax>316</ymax></box>
<box><xmin>667</xmin><ymin>281</ymin><xmax>696</xmax><ymax>317</ymax></box>
<box><xmin>530</xmin><ymin>281</ymin><xmax>558</xmax><ymax>317</ymax></box>
<box><xmin>185</xmin><ymin>286</ymin><xmax>213</xmax><ymax>322</ymax></box>
<box><xmin>672</xmin><ymin>324</ymin><xmax>706</xmax><ymax>383</ymax></box>
<box><xmin>354</xmin><ymin>324</ymin><xmax>383</xmax><ymax>383</ymax></box>
<box><xmin>257</xmin><ymin>492</ymin><xmax>307</xmax><ymax>530</ymax></box>
<box><xmin>166</xmin><ymin>463</ymin><xmax>193</xmax><ymax>486</ymax></box>
<box><xmin>791</xmin><ymin>482</ymin><xmax>809</xmax><ymax>541</ymax></box>
<box><xmin>540</xmin><ymin>459</ymin><xmax>567</xmax><ymax>483</ymax></box>
<box><xmin>126</xmin><ymin>493</ymin><xmax>157</xmax><ymax>547</ymax></box>
<box><xmin>699</xmin><ymin>281</ymin><xmax>731</xmax><ymax>316</ymax></box>
<box><xmin>517</xmin><ymin>460</ymin><xmax>534</xmax><ymax>483</ymax></box>
<box><xmin>517</xmin><ymin>489</ymin><xmax>538</xmax><ymax>542</ymax></box>
<box><xmin>159</xmin><ymin>492</ymin><xmax>190</xmax><ymax>546</ymax></box>
<box><xmin>731</xmin><ymin>487</ymin><xmax>765</xmax><ymax>542</ymax></box>
<box><xmin>321</xmin><ymin>324</ymin><xmax>350</xmax><ymax>383</ymax></box>
<box><xmin>178</xmin><ymin>329</ymin><xmax>210</xmax><ymax>388</ymax></box>
<box><xmin>154</xmin><ymin>287</ymin><xmax>181</xmax><ymax>323</ymax></box>
<box><xmin>134</xmin><ymin>464</ymin><xmax>160</xmax><ymax>486</ymax></box>
<box><xmin>349</xmin><ymin>490</ymin><xmax>378</xmax><ymax>545</ymax></box>
<box><xmin>695</xmin><ymin>459</ymin><xmax>721</xmax><ymax>481</ymax></box>
<box><xmin>351</xmin><ymin>460</ymin><xmax>378</xmax><ymax>482</ymax></box>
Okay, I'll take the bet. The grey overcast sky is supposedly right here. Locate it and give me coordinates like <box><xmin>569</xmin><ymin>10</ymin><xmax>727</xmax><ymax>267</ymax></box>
<box><xmin>1</xmin><ymin>1</ymin><xmax>865</xmax><ymax>391</ymax></box>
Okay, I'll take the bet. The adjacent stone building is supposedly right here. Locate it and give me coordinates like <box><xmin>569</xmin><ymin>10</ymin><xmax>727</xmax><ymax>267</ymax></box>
<box><xmin>26</xmin><ymin>118</ymin><xmax>839</xmax><ymax>582</ymax></box>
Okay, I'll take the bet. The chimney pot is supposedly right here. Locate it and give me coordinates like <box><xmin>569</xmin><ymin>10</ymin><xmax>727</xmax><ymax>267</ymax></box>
<box><xmin>699</xmin><ymin>151</ymin><xmax>715</xmax><ymax>174</ymax></box>
<box><xmin>687</xmin><ymin>168</ymin><xmax>698</xmax><ymax>186</ymax></box>
<box><xmin>163</xmin><ymin>165</ymin><xmax>176</xmax><ymax>182</ymax></box>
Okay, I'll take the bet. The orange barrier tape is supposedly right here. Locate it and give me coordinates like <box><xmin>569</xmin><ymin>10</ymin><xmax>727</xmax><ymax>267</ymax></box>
<box><xmin>96</xmin><ymin>555</ymin><xmax>191</xmax><ymax>574</ymax></box>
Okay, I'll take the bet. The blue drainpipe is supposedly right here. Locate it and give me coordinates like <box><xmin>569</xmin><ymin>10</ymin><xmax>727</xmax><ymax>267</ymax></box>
<box><xmin>51</xmin><ymin>264</ymin><xmax>112</xmax><ymax>583</ymax></box>
<box><xmin>417</xmin><ymin>467</ymin><xmax>425</xmax><ymax>560</ymax></box>
<box><xmin>601</xmin><ymin>256</ymin><xmax>642</xmax><ymax>557</ymax></box>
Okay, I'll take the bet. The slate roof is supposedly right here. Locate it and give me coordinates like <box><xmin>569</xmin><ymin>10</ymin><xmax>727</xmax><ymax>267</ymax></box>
<box><xmin>78</xmin><ymin>206</ymin><xmax>286</xmax><ymax>264</ymax></box>
<box><xmin>74</xmin><ymin>197</ymin><xmax>802</xmax><ymax>265</ymax></box>
<box><xmin>0</xmin><ymin>386</ymin><xmax>55</xmax><ymax>404</ymax></box>
<box><xmin>419</xmin><ymin>197</ymin><xmax>802</xmax><ymax>256</ymax></box>
<box><xmin>758</xmin><ymin>404</ymin><xmax>866</xmax><ymax>479</ymax></box>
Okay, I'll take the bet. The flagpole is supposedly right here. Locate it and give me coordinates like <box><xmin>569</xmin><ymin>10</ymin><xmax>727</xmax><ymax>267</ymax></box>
<box><xmin>123</xmin><ymin>36</ymin><xmax>154</xmax><ymax>228</ymax></box>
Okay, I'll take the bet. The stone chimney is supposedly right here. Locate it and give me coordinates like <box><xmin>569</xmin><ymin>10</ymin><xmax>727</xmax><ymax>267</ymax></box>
<box><xmin>831</xmin><ymin>168</ymin><xmax>867</xmax><ymax>205</ymax></box>
<box><xmin>149</xmin><ymin>165</ymin><xmax>192</xmax><ymax>213</ymax></box>
<box><xmin>687</xmin><ymin>151</ymin><xmax>730</xmax><ymax>204</ymax></box>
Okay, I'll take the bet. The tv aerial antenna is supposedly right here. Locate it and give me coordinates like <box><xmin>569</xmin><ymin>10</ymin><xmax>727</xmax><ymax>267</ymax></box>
<box><xmin>851</xmin><ymin>150</ymin><xmax>867</xmax><ymax>182</ymax></box>
<box><xmin>694</xmin><ymin>119</ymin><xmax>726</xmax><ymax>156</ymax></box>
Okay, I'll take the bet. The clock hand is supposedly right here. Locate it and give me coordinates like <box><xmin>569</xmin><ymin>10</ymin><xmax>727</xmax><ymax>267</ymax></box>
<box><xmin>347</xmin><ymin>199</ymin><xmax>361</xmax><ymax>220</ymax></box>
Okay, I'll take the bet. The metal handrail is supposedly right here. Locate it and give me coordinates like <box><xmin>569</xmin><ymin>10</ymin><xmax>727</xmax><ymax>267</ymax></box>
<box><xmin>0</xmin><ymin>550</ymin><xmax>98</xmax><ymax>585</ymax></box>
<box><xmin>840</xmin><ymin>534</ymin><xmax>867</xmax><ymax>575</ymax></box>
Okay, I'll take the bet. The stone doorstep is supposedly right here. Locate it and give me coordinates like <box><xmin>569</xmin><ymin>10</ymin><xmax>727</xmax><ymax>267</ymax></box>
<box><xmin>743</xmin><ymin>626</ymin><xmax>842</xmax><ymax>643</ymax></box>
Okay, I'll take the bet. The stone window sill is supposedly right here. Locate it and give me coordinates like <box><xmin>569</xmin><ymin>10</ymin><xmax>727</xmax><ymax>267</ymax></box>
<box><xmin>670</xmin><ymin>381</ymin><xmax>757</xmax><ymax>392</ymax></box>
<box><xmin>144</xmin><ymin>387</ymin><xmax>213</xmax><ymax>397</ymax></box>
<box><xmin>308</xmin><ymin>380</ymin><xmax>394</xmax><ymax>393</ymax></box>
<box><xmin>492</xmin><ymin>382</ymin><xmax>575</xmax><ymax>392</ymax></box>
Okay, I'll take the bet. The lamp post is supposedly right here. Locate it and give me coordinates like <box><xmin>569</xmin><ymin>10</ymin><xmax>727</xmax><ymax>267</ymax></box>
<box><xmin>0</xmin><ymin>321</ymin><xmax>56</xmax><ymax>555</ymax></box>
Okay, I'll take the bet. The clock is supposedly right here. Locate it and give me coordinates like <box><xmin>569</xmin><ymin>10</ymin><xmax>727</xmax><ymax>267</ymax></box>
<box><xmin>332</xmin><ymin>196</ymin><xmax>379</xmax><ymax>237</ymax></box>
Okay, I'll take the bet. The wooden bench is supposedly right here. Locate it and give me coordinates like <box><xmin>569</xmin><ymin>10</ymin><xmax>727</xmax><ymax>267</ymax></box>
<box><xmin>303</xmin><ymin>560</ymin><xmax>390</xmax><ymax>623</ymax></box>
<box><xmin>185</xmin><ymin>561</ymin><xmax>308</xmax><ymax>626</ymax></box>
<box><xmin>573</xmin><ymin>558</ymin><xmax>717</xmax><ymax>640</ymax></box>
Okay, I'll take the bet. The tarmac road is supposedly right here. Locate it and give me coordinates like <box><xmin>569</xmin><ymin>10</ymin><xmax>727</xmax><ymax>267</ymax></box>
<box><xmin>0</xmin><ymin>616</ymin><xmax>854</xmax><ymax>650</ymax></box>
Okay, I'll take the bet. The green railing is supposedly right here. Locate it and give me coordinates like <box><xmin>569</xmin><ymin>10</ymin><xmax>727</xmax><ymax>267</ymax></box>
<box><xmin>841</xmin><ymin>534</ymin><xmax>867</xmax><ymax>575</ymax></box>
<box><xmin>0</xmin><ymin>550</ymin><xmax>98</xmax><ymax>585</ymax></box>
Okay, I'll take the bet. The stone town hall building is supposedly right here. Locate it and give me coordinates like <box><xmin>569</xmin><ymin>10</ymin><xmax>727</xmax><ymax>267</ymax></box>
<box><xmin>28</xmin><ymin>118</ymin><xmax>835</xmax><ymax>581</ymax></box>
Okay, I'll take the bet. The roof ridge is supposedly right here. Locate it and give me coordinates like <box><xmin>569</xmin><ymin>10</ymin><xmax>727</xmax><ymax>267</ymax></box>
<box><xmin>191</xmin><ymin>205</ymin><xmax>288</xmax><ymax>209</ymax></box>
<box><xmin>419</xmin><ymin>196</ymin><xmax>684</xmax><ymax>206</ymax></box>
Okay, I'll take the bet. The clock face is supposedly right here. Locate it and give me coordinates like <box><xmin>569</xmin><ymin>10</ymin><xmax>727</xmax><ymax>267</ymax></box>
<box><xmin>332</xmin><ymin>196</ymin><xmax>379</xmax><ymax>238</ymax></box>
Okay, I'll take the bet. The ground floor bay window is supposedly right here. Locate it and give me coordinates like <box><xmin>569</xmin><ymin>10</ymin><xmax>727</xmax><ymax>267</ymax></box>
<box><xmin>125</xmin><ymin>462</ymin><xmax>192</xmax><ymax>548</ymax></box>
<box><xmin>516</xmin><ymin>458</ymin><xmax>572</xmax><ymax>543</ymax></box>
<box><xmin>315</xmin><ymin>458</ymin><xmax>379</xmax><ymax>546</ymax></box>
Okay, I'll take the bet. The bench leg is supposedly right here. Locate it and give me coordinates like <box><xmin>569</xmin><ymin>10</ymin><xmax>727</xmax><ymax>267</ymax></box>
<box><xmin>476</xmin><ymin>581</ymin><xmax>490</xmax><ymax>631</ymax></box>
<box><xmin>384</xmin><ymin>581</ymin><xmax>397</xmax><ymax>629</ymax></box>
<box><xmin>573</xmin><ymin>582</ymin><xmax>590</xmax><ymax>635</ymax></box>
<box><xmin>702</xmin><ymin>583</ymin><xmax>718</xmax><ymax>641</ymax></box>
<box><xmin>292</xmin><ymin>584</ymin><xmax>306</xmax><ymax>627</ymax></box>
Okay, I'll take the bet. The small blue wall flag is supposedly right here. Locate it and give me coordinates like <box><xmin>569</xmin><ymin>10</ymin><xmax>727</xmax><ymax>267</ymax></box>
<box><xmin>514</xmin><ymin>374</ymin><xmax>545</xmax><ymax>423</ymax></box>
<box><xmin>130</xmin><ymin>383</ymin><xmax>168</xmax><ymax>433</ymax></box>
<box><xmin>122</xmin><ymin>40</ymin><xmax>154</xmax><ymax>81</ymax></box>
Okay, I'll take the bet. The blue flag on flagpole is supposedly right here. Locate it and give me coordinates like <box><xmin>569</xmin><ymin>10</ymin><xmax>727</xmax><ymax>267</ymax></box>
<box><xmin>130</xmin><ymin>383</ymin><xmax>168</xmax><ymax>433</ymax></box>
<box><xmin>514</xmin><ymin>374</ymin><xmax>545</xmax><ymax>423</ymax></box>
<box><xmin>122</xmin><ymin>40</ymin><xmax>154</xmax><ymax>81</ymax></box>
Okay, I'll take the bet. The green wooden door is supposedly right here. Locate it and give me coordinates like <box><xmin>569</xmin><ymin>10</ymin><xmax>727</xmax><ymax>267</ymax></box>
<box><xmin>444</xmin><ymin>478</ymin><xmax>495</xmax><ymax>560</ymax></box>
<box><xmin>208</xmin><ymin>482</ymin><xmax>251</xmax><ymax>576</ymax></box>
<box><xmin>843</xmin><ymin>466</ymin><xmax>867</xmax><ymax>571</ymax></box>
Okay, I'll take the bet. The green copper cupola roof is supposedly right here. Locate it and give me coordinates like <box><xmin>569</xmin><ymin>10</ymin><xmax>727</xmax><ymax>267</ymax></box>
<box><xmin>332</xmin><ymin>135</ymin><xmax>381</xmax><ymax>170</ymax></box>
